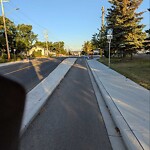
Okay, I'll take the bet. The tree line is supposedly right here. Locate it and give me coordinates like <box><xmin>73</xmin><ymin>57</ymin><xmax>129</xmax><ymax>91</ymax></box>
<box><xmin>0</xmin><ymin>16</ymin><xmax>68</xmax><ymax>60</ymax></box>
<box><xmin>82</xmin><ymin>0</ymin><xmax>150</xmax><ymax>59</ymax></box>
<box><xmin>34</xmin><ymin>41</ymin><xmax>68</xmax><ymax>56</ymax></box>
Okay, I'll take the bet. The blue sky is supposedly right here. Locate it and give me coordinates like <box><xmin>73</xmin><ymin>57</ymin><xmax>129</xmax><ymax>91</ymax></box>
<box><xmin>1</xmin><ymin>0</ymin><xmax>150</xmax><ymax>51</ymax></box>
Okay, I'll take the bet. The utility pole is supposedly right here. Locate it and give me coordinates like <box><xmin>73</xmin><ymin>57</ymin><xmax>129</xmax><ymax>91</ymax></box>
<box><xmin>99</xmin><ymin>6</ymin><xmax>105</xmax><ymax>57</ymax></box>
<box><xmin>44</xmin><ymin>30</ymin><xmax>49</xmax><ymax>56</ymax></box>
<box><xmin>0</xmin><ymin>0</ymin><xmax>10</xmax><ymax>60</ymax></box>
<box><xmin>101</xmin><ymin>6</ymin><xmax>105</xmax><ymax>31</ymax></box>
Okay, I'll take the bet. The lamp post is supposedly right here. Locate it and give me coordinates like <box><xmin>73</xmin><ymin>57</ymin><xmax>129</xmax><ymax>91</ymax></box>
<box><xmin>107</xmin><ymin>29</ymin><xmax>113</xmax><ymax>67</ymax></box>
<box><xmin>13</xmin><ymin>48</ymin><xmax>16</xmax><ymax>61</ymax></box>
<box><xmin>0</xmin><ymin>0</ymin><xmax>10</xmax><ymax>60</ymax></box>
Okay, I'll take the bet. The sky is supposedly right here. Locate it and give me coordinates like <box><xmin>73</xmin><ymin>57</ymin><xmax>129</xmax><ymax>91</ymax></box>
<box><xmin>1</xmin><ymin>0</ymin><xmax>150</xmax><ymax>51</ymax></box>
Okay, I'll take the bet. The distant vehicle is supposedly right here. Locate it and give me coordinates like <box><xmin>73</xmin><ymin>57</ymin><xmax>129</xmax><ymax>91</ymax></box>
<box><xmin>145</xmin><ymin>50</ymin><xmax>150</xmax><ymax>55</ymax></box>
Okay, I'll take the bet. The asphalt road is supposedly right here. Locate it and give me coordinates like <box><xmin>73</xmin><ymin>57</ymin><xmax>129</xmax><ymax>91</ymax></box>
<box><xmin>0</xmin><ymin>58</ymin><xmax>65</xmax><ymax>92</ymax></box>
<box><xmin>19</xmin><ymin>58</ymin><xmax>112</xmax><ymax>150</ymax></box>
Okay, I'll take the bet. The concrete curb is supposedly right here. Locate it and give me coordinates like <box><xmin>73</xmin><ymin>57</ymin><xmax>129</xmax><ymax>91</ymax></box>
<box><xmin>87</xmin><ymin>60</ymin><xmax>144</xmax><ymax>150</ymax></box>
<box><xmin>0</xmin><ymin>60</ymin><xmax>29</xmax><ymax>67</ymax></box>
<box><xmin>20</xmin><ymin>58</ymin><xmax>77</xmax><ymax>136</ymax></box>
<box><xmin>86</xmin><ymin>60</ymin><xmax>126</xmax><ymax>150</ymax></box>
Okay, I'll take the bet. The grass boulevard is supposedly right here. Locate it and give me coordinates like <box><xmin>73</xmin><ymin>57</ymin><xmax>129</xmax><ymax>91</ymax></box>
<box><xmin>99</xmin><ymin>54</ymin><xmax>150</xmax><ymax>90</ymax></box>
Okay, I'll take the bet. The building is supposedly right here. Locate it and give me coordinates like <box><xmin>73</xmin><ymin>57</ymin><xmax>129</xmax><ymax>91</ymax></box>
<box><xmin>70</xmin><ymin>51</ymin><xmax>81</xmax><ymax>56</ymax></box>
<box><xmin>28</xmin><ymin>46</ymin><xmax>45</xmax><ymax>56</ymax></box>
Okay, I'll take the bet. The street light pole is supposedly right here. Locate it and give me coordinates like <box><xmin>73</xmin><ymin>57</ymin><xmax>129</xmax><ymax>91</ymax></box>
<box><xmin>107</xmin><ymin>29</ymin><xmax>113</xmax><ymax>67</ymax></box>
<box><xmin>108</xmin><ymin>39</ymin><xmax>111</xmax><ymax>67</ymax></box>
<box><xmin>0</xmin><ymin>0</ymin><xmax>10</xmax><ymax>60</ymax></box>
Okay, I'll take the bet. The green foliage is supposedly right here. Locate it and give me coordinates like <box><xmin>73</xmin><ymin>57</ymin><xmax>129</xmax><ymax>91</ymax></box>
<box><xmin>34</xmin><ymin>41</ymin><xmax>46</xmax><ymax>48</ymax></box>
<box><xmin>99</xmin><ymin>27</ymin><xmax>107</xmax><ymax>50</ymax></box>
<box><xmin>143</xmin><ymin>29</ymin><xmax>150</xmax><ymax>51</ymax></box>
<box><xmin>91</xmin><ymin>33</ymin><xmax>99</xmax><ymax>49</ymax></box>
<box><xmin>1</xmin><ymin>53</ymin><xmax>7</xmax><ymax>59</ymax></box>
<box><xmin>32</xmin><ymin>50</ymin><xmax>42</xmax><ymax>57</ymax></box>
<box><xmin>16</xmin><ymin>24</ymin><xmax>37</xmax><ymax>52</ymax></box>
<box><xmin>104</xmin><ymin>50</ymin><xmax>109</xmax><ymax>58</ymax></box>
<box><xmin>106</xmin><ymin>0</ymin><xmax>146</xmax><ymax>57</ymax></box>
<box><xmin>91</xmin><ymin>27</ymin><xmax>107</xmax><ymax>54</ymax></box>
<box><xmin>81</xmin><ymin>51</ymin><xmax>87</xmax><ymax>55</ymax></box>
<box><xmin>82</xmin><ymin>41</ymin><xmax>93</xmax><ymax>54</ymax></box>
<box><xmin>0</xmin><ymin>17</ymin><xmax>16</xmax><ymax>51</ymax></box>
<box><xmin>0</xmin><ymin>16</ymin><xmax>67</xmax><ymax>61</ymax></box>
<box><xmin>100</xmin><ymin>56</ymin><xmax>150</xmax><ymax>89</ymax></box>
<box><xmin>53</xmin><ymin>41</ymin><xmax>65</xmax><ymax>54</ymax></box>
<box><xmin>0</xmin><ymin>17</ymin><xmax>37</xmax><ymax>58</ymax></box>
<box><xmin>34</xmin><ymin>41</ymin><xmax>67</xmax><ymax>56</ymax></box>
<box><xmin>17</xmin><ymin>54</ymin><xmax>26</xmax><ymax>60</ymax></box>
<box><xmin>10</xmin><ymin>53</ymin><xmax>15</xmax><ymax>59</ymax></box>
<box><xmin>0</xmin><ymin>59</ymin><xmax>7</xmax><ymax>63</ymax></box>
<box><xmin>16</xmin><ymin>41</ymin><xmax>26</xmax><ymax>53</ymax></box>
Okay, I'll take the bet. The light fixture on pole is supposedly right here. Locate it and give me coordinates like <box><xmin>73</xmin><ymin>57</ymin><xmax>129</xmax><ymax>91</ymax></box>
<box><xmin>0</xmin><ymin>0</ymin><xmax>10</xmax><ymax>60</ymax></box>
<box><xmin>107</xmin><ymin>29</ymin><xmax>113</xmax><ymax>67</ymax></box>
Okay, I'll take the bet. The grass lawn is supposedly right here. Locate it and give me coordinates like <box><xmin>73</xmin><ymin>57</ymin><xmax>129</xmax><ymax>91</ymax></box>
<box><xmin>99</xmin><ymin>55</ymin><xmax>150</xmax><ymax>90</ymax></box>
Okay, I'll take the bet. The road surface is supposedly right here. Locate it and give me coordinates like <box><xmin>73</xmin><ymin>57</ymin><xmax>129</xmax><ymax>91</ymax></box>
<box><xmin>19</xmin><ymin>58</ymin><xmax>112</xmax><ymax>150</ymax></box>
<box><xmin>0</xmin><ymin>58</ymin><xmax>65</xmax><ymax>92</ymax></box>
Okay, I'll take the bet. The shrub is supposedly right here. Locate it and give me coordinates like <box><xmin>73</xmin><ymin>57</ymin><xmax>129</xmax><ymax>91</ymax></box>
<box><xmin>1</xmin><ymin>53</ymin><xmax>7</xmax><ymax>59</ymax></box>
<box><xmin>17</xmin><ymin>54</ymin><xmax>25</xmax><ymax>60</ymax></box>
<box><xmin>32</xmin><ymin>50</ymin><xmax>42</xmax><ymax>57</ymax></box>
<box><xmin>10</xmin><ymin>53</ymin><xmax>14</xmax><ymax>59</ymax></box>
<box><xmin>104</xmin><ymin>50</ymin><xmax>109</xmax><ymax>58</ymax></box>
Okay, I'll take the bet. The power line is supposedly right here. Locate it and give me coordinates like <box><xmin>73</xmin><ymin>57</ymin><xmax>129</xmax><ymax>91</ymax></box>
<box><xmin>2</xmin><ymin>1</ymin><xmax>74</xmax><ymax>50</ymax></box>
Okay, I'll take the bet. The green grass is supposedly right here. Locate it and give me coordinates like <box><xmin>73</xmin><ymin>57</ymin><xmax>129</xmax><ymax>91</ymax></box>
<box><xmin>99</xmin><ymin>56</ymin><xmax>150</xmax><ymax>90</ymax></box>
<box><xmin>0</xmin><ymin>58</ymin><xmax>19</xmax><ymax>63</ymax></box>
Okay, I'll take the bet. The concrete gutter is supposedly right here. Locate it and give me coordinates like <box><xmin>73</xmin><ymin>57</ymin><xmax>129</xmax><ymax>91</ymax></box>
<box><xmin>87</xmin><ymin>59</ymin><xmax>150</xmax><ymax>150</ymax></box>
<box><xmin>20</xmin><ymin>58</ymin><xmax>77</xmax><ymax>135</ymax></box>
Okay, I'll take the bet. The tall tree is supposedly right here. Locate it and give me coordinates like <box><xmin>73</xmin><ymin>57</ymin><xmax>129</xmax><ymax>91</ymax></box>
<box><xmin>99</xmin><ymin>26</ymin><xmax>107</xmax><ymax>54</ymax></box>
<box><xmin>53</xmin><ymin>41</ymin><xmax>67</xmax><ymax>55</ymax></box>
<box><xmin>143</xmin><ymin>29</ymin><xmax>150</xmax><ymax>51</ymax></box>
<box><xmin>16</xmin><ymin>24</ymin><xmax>37</xmax><ymax>54</ymax></box>
<box><xmin>91</xmin><ymin>28</ymin><xmax>107</xmax><ymax>57</ymax></box>
<box><xmin>0</xmin><ymin>17</ymin><xmax>16</xmax><ymax>53</ymax></box>
<box><xmin>91</xmin><ymin>33</ymin><xmax>99</xmax><ymax>49</ymax></box>
<box><xmin>82</xmin><ymin>41</ymin><xmax>93</xmax><ymax>54</ymax></box>
<box><xmin>106</xmin><ymin>0</ymin><xmax>146</xmax><ymax>58</ymax></box>
<box><xmin>34</xmin><ymin>41</ymin><xmax>46</xmax><ymax>48</ymax></box>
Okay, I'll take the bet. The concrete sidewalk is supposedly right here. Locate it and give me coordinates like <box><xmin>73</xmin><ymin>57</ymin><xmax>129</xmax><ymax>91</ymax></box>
<box><xmin>87</xmin><ymin>59</ymin><xmax>150</xmax><ymax>150</ymax></box>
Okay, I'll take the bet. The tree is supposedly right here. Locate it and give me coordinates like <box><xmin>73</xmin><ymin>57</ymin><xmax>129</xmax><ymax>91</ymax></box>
<box><xmin>0</xmin><ymin>16</ymin><xmax>67</xmax><ymax>59</ymax></box>
<box><xmin>99</xmin><ymin>27</ymin><xmax>108</xmax><ymax>57</ymax></box>
<box><xmin>91</xmin><ymin>27</ymin><xmax>107</xmax><ymax>57</ymax></box>
<box><xmin>53</xmin><ymin>41</ymin><xmax>66</xmax><ymax>55</ymax></box>
<box><xmin>0</xmin><ymin>17</ymin><xmax>16</xmax><ymax>55</ymax></box>
<box><xmin>16</xmin><ymin>24</ymin><xmax>37</xmax><ymax>54</ymax></box>
<box><xmin>143</xmin><ymin>29</ymin><xmax>150</xmax><ymax>51</ymax></box>
<box><xmin>106</xmin><ymin>0</ymin><xmax>146</xmax><ymax>58</ymax></box>
<box><xmin>34</xmin><ymin>40</ymin><xmax>67</xmax><ymax>56</ymax></box>
<box><xmin>82</xmin><ymin>41</ymin><xmax>93</xmax><ymax>54</ymax></box>
<box><xmin>34</xmin><ymin>41</ymin><xmax>46</xmax><ymax>48</ymax></box>
<box><xmin>91</xmin><ymin>33</ymin><xmax>99</xmax><ymax>49</ymax></box>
